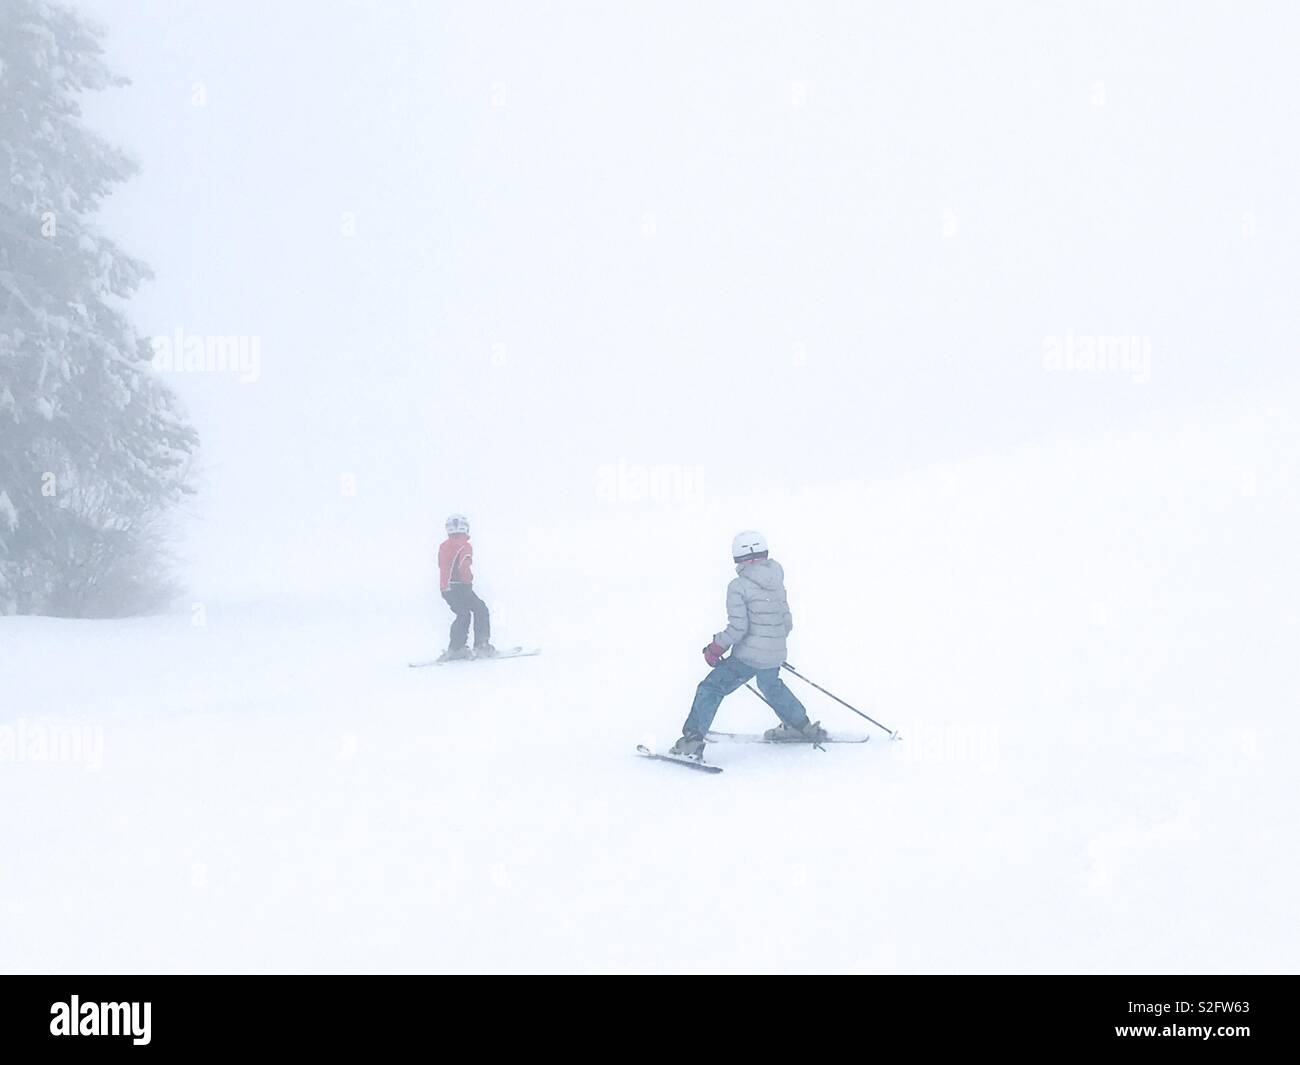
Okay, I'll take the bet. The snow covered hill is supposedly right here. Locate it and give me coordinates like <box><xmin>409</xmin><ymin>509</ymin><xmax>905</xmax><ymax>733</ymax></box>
<box><xmin>2</xmin><ymin>401</ymin><xmax>1296</xmax><ymax>973</ymax></box>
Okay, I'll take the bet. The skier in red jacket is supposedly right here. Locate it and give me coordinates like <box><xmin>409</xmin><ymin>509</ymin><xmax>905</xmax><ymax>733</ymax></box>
<box><xmin>436</xmin><ymin>514</ymin><xmax>496</xmax><ymax>661</ymax></box>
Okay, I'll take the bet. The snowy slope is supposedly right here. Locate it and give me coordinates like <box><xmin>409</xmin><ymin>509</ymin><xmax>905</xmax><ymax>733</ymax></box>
<box><xmin>2</xmin><ymin>402</ymin><xmax>1297</xmax><ymax>974</ymax></box>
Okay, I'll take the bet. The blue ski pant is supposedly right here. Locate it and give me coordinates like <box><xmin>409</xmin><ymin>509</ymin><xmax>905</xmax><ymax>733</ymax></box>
<box><xmin>683</xmin><ymin>656</ymin><xmax>808</xmax><ymax>738</ymax></box>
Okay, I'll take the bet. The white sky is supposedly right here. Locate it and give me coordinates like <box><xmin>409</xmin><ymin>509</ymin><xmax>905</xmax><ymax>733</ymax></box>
<box><xmin>71</xmin><ymin>0</ymin><xmax>1300</xmax><ymax>597</ymax></box>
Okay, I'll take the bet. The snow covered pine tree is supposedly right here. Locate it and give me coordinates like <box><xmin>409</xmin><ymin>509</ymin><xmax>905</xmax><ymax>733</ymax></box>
<box><xmin>0</xmin><ymin>1</ymin><xmax>198</xmax><ymax>616</ymax></box>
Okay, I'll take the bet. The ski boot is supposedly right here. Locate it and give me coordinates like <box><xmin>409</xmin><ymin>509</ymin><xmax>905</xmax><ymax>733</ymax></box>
<box><xmin>473</xmin><ymin>643</ymin><xmax>498</xmax><ymax>659</ymax></box>
<box><xmin>436</xmin><ymin>646</ymin><xmax>474</xmax><ymax>663</ymax></box>
<box><xmin>668</xmin><ymin>731</ymin><xmax>706</xmax><ymax>762</ymax></box>
<box><xmin>764</xmin><ymin>718</ymin><xmax>829</xmax><ymax>744</ymax></box>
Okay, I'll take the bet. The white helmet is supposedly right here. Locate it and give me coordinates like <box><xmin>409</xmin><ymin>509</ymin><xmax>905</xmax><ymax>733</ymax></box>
<box><xmin>731</xmin><ymin>530</ymin><xmax>768</xmax><ymax>562</ymax></box>
<box><xmin>445</xmin><ymin>513</ymin><xmax>470</xmax><ymax>535</ymax></box>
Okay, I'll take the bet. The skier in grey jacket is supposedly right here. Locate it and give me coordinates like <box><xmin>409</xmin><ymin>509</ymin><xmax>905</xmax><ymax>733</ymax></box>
<box><xmin>670</xmin><ymin>531</ymin><xmax>828</xmax><ymax>761</ymax></box>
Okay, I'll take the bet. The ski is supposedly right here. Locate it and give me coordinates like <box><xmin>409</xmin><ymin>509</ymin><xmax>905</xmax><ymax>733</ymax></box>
<box><xmin>636</xmin><ymin>745</ymin><xmax>723</xmax><ymax>774</ymax></box>
<box><xmin>408</xmin><ymin>647</ymin><xmax>540</xmax><ymax>668</ymax></box>
<box><xmin>705</xmin><ymin>730</ymin><xmax>870</xmax><ymax>744</ymax></box>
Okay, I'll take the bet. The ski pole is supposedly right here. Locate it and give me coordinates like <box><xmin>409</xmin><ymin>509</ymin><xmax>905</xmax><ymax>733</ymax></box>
<box><xmin>781</xmin><ymin>661</ymin><xmax>901</xmax><ymax>740</ymax></box>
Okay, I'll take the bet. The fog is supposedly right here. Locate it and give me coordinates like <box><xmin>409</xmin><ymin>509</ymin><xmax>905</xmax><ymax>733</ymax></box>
<box><xmin>4</xmin><ymin>1</ymin><xmax>1297</xmax><ymax>978</ymax></box>
<box><xmin>70</xmin><ymin>0</ymin><xmax>1299</xmax><ymax>599</ymax></box>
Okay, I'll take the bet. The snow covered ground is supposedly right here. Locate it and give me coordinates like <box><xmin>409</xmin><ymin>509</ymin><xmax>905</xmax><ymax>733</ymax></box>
<box><xmin>2</xmin><ymin>399</ymin><xmax>1296</xmax><ymax>973</ymax></box>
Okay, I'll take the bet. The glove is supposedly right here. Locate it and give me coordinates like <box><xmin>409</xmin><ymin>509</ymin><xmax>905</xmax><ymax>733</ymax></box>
<box><xmin>703</xmin><ymin>642</ymin><xmax>726</xmax><ymax>667</ymax></box>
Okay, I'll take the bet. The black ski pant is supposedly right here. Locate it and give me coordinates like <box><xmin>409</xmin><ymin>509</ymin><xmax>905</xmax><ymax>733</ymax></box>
<box><xmin>442</xmin><ymin>584</ymin><xmax>490</xmax><ymax>649</ymax></box>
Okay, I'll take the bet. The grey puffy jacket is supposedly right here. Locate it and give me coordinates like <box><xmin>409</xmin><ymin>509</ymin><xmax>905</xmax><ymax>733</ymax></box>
<box><xmin>713</xmin><ymin>558</ymin><xmax>793</xmax><ymax>669</ymax></box>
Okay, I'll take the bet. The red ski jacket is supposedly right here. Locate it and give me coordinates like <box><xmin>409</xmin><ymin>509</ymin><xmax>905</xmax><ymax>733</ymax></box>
<box><xmin>438</xmin><ymin>534</ymin><xmax>474</xmax><ymax>591</ymax></box>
